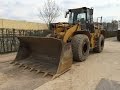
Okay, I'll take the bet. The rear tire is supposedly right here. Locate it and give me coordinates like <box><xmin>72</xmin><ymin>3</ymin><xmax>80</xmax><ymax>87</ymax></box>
<box><xmin>71</xmin><ymin>34</ymin><xmax>90</xmax><ymax>62</ymax></box>
<box><xmin>117</xmin><ymin>36</ymin><xmax>120</xmax><ymax>41</ymax></box>
<box><xmin>93</xmin><ymin>34</ymin><xmax>104</xmax><ymax>53</ymax></box>
<box><xmin>117</xmin><ymin>32</ymin><xmax>120</xmax><ymax>41</ymax></box>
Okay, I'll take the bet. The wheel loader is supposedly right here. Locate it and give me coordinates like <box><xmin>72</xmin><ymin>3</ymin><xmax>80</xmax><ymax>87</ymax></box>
<box><xmin>11</xmin><ymin>7</ymin><xmax>105</xmax><ymax>79</ymax></box>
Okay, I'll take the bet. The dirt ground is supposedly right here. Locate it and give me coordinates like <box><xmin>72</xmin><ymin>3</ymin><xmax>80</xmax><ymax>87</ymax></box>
<box><xmin>0</xmin><ymin>37</ymin><xmax>120</xmax><ymax>90</ymax></box>
<box><xmin>0</xmin><ymin>53</ymin><xmax>16</xmax><ymax>63</ymax></box>
<box><xmin>0</xmin><ymin>54</ymin><xmax>51</xmax><ymax>90</ymax></box>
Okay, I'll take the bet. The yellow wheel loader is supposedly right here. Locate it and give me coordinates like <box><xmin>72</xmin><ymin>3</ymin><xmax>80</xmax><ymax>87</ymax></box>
<box><xmin>11</xmin><ymin>7</ymin><xmax>105</xmax><ymax>79</ymax></box>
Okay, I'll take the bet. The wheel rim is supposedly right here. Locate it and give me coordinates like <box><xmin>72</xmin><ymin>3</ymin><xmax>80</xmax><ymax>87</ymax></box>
<box><xmin>82</xmin><ymin>41</ymin><xmax>88</xmax><ymax>55</ymax></box>
<box><xmin>101</xmin><ymin>39</ymin><xmax>104</xmax><ymax>48</ymax></box>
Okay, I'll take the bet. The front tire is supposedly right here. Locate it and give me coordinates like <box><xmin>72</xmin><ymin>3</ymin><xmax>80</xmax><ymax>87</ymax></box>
<box><xmin>71</xmin><ymin>34</ymin><xmax>90</xmax><ymax>62</ymax></box>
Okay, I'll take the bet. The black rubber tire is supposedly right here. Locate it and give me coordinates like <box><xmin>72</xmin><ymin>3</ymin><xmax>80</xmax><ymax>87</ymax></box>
<box><xmin>117</xmin><ymin>33</ymin><xmax>120</xmax><ymax>41</ymax></box>
<box><xmin>93</xmin><ymin>35</ymin><xmax>104</xmax><ymax>53</ymax></box>
<box><xmin>117</xmin><ymin>36</ymin><xmax>120</xmax><ymax>41</ymax></box>
<box><xmin>71</xmin><ymin>34</ymin><xmax>90</xmax><ymax>62</ymax></box>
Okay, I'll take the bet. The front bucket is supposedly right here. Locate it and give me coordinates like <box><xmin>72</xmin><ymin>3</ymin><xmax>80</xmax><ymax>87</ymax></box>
<box><xmin>12</xmin><ymin>36</ymin><xmax>73</xmax><ymax>78</ymax></box>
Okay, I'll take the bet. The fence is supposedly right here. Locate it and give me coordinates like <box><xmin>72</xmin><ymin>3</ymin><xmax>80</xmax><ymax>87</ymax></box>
<box><xmin>105</xmin><ymin>31</ymin><xmax>117</xmax><ymax>38</ymax></box>
<box><xmin>0</xmin><ymin>28</ymin><xmax>51</xmax><ymax>54</ymax></box>
<box><xmin>103</xmin><ymin>22</ymin><xmax>117</xmax><ymax>38</ymax></box>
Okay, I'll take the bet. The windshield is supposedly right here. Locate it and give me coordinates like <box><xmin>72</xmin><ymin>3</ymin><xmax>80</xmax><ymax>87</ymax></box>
<box><xmin>77</xmin><ymin>13</ymin><xmax>86</xmax><ymax>21</ymax></box>
<box><xmin>68</xmin><ymin>12</ymin><xmax>86</xmax><ymax>24</ymax></box>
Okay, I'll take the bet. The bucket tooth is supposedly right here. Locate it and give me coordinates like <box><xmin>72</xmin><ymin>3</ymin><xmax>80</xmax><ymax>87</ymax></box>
<box><xmin>52</xmin><ymin>75</ymin><xmax>58</xmax><ymax>80</ymax></box>
<box><xmin>24</xmin><ymin>66</ymin><xmax>28</xmax><ymax>70</ymax></box>
<box><xmin>43</xmin><ymin>72</ymin><xmax>48</xmax><ymax>77</ymax></box>
<box><xmin>36</xmin><ymin>70</ymin><xmax>41</xmax><ymax>74</ymax></box>
<box><xmin>30</xmin><ymin>68</ymin><xmax>34</xmax><ymax>72</ymax></box>
<box><xmin>14</xmin><ymin>62</ymin><xmax>19</xmax><ymax>65</ymax></box>
<box><xmin>18</xmin><ymin>63</ymin><xmax>23</xmax><ymax>68</ymax></box>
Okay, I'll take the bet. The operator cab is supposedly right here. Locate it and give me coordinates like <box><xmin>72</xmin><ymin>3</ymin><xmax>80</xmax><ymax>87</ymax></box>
<box><xmin>65</xmin><ymin>7</ymin><xmax>93</xmax><ymax>24</ymax></box>
<box><xmin>65</xmin><ymin>7</ymin><xmax>94</xmax><ymax>31</ymax></box>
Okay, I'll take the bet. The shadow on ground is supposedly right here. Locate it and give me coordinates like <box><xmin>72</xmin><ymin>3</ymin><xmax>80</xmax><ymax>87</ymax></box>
<box><xmin>96</xmin><ymin>78</ymin><xmax>120</xmax><ymax>90</ymax></box>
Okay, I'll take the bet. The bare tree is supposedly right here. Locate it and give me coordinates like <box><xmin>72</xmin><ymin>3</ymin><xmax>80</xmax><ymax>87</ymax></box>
<box><xmin>38</xmin><ymin>0</ymin><xmax>61</xmax><ymax>28</ymax></box>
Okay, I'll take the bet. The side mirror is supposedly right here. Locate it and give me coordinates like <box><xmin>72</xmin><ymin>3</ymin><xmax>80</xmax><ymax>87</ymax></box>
<box><xmin>65</xmin><ymin>11</ymin><xmax>69</xmax><ymax>18</ymax></box>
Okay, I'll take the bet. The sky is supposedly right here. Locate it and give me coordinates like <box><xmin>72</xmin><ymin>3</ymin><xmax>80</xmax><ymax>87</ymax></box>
<box><xmin>0</xmin><ymin>0</ymin><xmax>120</xmax><ymax>23</ymax></box>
